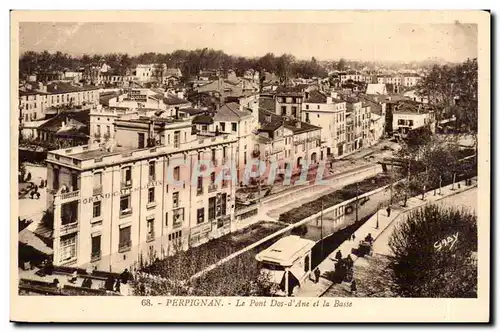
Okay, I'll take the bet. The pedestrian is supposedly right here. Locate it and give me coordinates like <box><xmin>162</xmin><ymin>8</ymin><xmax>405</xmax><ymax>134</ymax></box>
<box><xmin>120</xmin><ymin>268</ymin><xmax>131</xmax><ymax>284</ymax></box>
<box><xmin>314</xmin><ymin>267</ymin><xmax>321</xmax><ymax>283</ymax></box>
<box><xmin>104</xmin><ymin>276</ymin><xmax>114</xmax><ymax>291</ymax></box>
<box><xmin>114</xmin><ymin>278</ymin><xmax>121</xmax><ymax>293</ymax></box>
<box><xmin>351</xmin><ymin>279</ymin><xmax>357</xmax><ymax>294</ymax></box>
<box><xmin>386</xmin><ymin>206</ymin><xmax>391</xmax><ymax>217</ymax></box>
<box><xmin>352</xmin><ymin>233</ymin><xmax>356</xmax><ymax>241</ymax></box>
<box><xmin>335</xmin><ymin>250</ymin><xmax>342</xmax><ymax>261</ymax></box>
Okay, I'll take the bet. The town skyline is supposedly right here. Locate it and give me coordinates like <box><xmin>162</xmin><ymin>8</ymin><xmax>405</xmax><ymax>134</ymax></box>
<box><xmin>19</xmin><ymin>22</ymin><xmax>478</xmax><ymax>63</ymax></box>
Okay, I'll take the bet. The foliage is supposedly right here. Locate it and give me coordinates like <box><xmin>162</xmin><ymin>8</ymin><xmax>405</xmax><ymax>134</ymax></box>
<box><xmin>388</xmin><ymin>204</ymin><xmax>477</xmax><ymax>297</ymax></box>
<box><xmin>132</xmin><ymin>248</ymin><xmax>279</xmax><ymax>297</ymax></box>
<box><xmin>279</xmin><ymin>174</ymin><xmax>396</xmax><ymax>224</ymax></box>
<box><xmin>20</xmin><ymin>50</ymin><xmax>329</xmax><ymax>83</ymax></box>
<box><xmin>416</xmin><ymin>58</ymin><xmax>478</xmax><ymax>135</ymax></box>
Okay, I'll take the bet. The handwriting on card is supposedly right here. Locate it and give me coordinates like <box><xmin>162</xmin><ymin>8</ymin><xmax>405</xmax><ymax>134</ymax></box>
<box><xmin>434</xmin><ymin>232</ymin><xmax>459</xmax><ymax>252</ymax></box>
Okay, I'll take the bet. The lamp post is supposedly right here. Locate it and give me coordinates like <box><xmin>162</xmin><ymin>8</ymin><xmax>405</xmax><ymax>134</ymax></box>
<box><xmin>355</xmin><ymin>182</ymin><xmax>359</xmax><ymax>223</ymax></box>
<box><xmin>376</xmin><ymin>203</ymin><xmax>380</xmax><ymax>229</ymax></box>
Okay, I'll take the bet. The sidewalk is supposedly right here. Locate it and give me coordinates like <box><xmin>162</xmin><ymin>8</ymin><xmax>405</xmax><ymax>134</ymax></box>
<box><xmin>295</xmin><ymin>177</ymin><xmax>478</xmax><ymax>297</ymax></box>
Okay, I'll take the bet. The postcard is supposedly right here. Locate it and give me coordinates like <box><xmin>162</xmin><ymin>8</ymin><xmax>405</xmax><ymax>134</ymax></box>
<box><xmin>10</xmin><ymin>10</ymin><xmax>490</xmax><ymax>323</ymax></box>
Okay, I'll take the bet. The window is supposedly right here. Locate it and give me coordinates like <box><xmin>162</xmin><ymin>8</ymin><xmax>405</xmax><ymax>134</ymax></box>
<box><xmin>222</xmin><ymin>146</ymin><xmax>227</xmax><ymax>160</ymax></box>
<box><xmin>210</xmin><ymin>172</ymin><xmax>216</xmax><ymax>185</ymax></box>
<box><xmin>220</xmin><ymin>122</ymin><xmax>225</xmax><ymax>132</ymax></box>
<box><xmin>120</xmin><ymin>195</ymin><xmax>131</xmax><ymax>216</ymax></box>
<box><xmin>173</xmin><ymin>208</ymin><xmax>184</xmax><ymax>227</ymax></box>
<box><xmin>173</xmin><ymin>166</ymin><xmax>180</xmax><ymax>182</ymax></box>
<box><xmin>60</xmin><ymin>235</ymin><xmax>77</xmax><ymax>262</ymax></box>
<box><xmin>148</xmin><ymin>187</ymin><xmax>155</xmax><ymax>203</ymax></box>
<box><xmin>197</xmin><ymin>176</ymin><xmax>203</xmax><ymax>195</ymax></box>
<box><xmin>306</xmin><ymin>104</ymin><xmax>309</xmax><ymax>110</ymax></box>
<box><xmin>93</xmin><ymin>172</ymin><xmax>102</xmax><ymax>189</ymax></box>
<box><xmin>106</xmin><ymin>126</ymin><xmax>110</xmax><ymax>137</ymax></box>
<box><xmin>71</xmin><ymin>173</ymin><xmax>78</xmax><ymax>190</ymax></box>
<box><xmin>231</xmin><ymin>122</ymin><xmax>237</xmax><ymax>132</ymax></box>
<box><xmin>281</xmin><ymin>106</ymin><xmax>286</xmax><ymax>115</ymax></box>
<box><xmin>197</xmin><ymin>208</ymin><xmax>205</xmax><ymax>224</ymax></box>
<box><xmin>292</xmin><ymin>106</ymin><xmax>297</xmax><ymax>116</ymax></box>
<box><xmin>221</xmin><ymin>193</ymin><xmax>227</xmax><ymax>216</ymax></box>
<box><xmin>53</xmin><ymin>168</ymin><xmax>60</xmax><ymax>190</ymax></box>
<box><xmin>244</xmin><ymin>151</ymin><xmax>247</xmax><ymax>165</ymax></box>
<box><xmin>208</xmin><ymin>197</ymin><xmax>216</xmax><ymax>221</ymax></box>
<box><xmin>305</xmin><ymin>113</ymin><xmax>310</xmax><ymax>123</ymax></box>
<box><xmin>211</xmin><ymin>149</ymin><xmax>216</xmax><ymax>165</ymax></box>
<box><xmin>398</xmin><ymin>119</ymin><xmax>405</xmax><ymax>125</ymax></box>
<box><xmin>408</xmin><ymin>120</ymin><xmax>414</xmax><ymax>127</ymax></box>
<box><xmin>138</xmin><ymin>133</ymin><xmax>145</xmax><ymax>148</ymax></box>
<box><xmin>201</xmin><ymin>125</ymin><xmax>208</xmax><ymax>132</ymax></box>
<box><xmin>147</xmin><ymin>218</ymin><xmax>155</xmax><ymax>241</ymax></box>
<box><xmin>173</xmin><ymin>192</ymin><xmax>179</xmax><ymax>208</ymax></box>
<box><xmin>119</xmin><ymin>226</ymin><xmax>131</xmax><ymax>251</ymax></box>
<box><xmin>148</xmin><ymin>161</ymin><xmax>155</xmax><ymax>180</ymax></box>
<box><xmin>304</xmin><ymin>255</ymin><xmax>310</xmax><ymax>273</ymax></box>
<box><xmin>122</xmin><ymin>167</ymin><xmax>132</xmax><ymax>186</ymax></box>
<box><xmin>93</xmin><ymin>201</ymin><xmax>101</xmax><ymax>218</ymax></box>
<box><xmin>91</xmin><ymin>234</ymin><xmax>101</xmax><ymax>261</ymax></box>
<box><xmin>174</xmin><ymin>131</ymin><xmax>180</xmax><ymax>148</ymax></box>
<box><xmin>61</xmin><ymin>201</ymin><xmax>78</xmax><ymax>225</ymax></box>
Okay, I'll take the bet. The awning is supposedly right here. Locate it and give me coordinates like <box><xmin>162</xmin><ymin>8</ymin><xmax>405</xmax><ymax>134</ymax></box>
<box><xmin>19</xmin><ymin>228</ymin><xmax>53</xmax><ymax>256</ymax></box>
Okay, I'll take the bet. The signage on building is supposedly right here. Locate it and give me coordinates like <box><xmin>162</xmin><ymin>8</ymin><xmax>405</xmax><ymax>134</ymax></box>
<box><xmin>82</xmin><ymin>180</ymin><xmax>163</xmax><ymax>204</ymax></box>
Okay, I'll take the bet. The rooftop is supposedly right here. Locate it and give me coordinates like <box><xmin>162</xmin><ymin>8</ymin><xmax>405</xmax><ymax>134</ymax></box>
<box><xmin>255</xmin><ymin>235</ymin><xmax>315</xmax><ymax>266</ymax></box>
<box><xmin>214</xmin><ymin>102</ymin><xmax>253</xmax><ymax>122</ymax></box>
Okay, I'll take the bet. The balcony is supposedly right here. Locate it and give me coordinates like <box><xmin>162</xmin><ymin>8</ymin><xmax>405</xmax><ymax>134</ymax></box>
<box><xmin>208</xmin><ymin>184</ymin><xmax>218</xmax><ymax>193</ymax></box>
<box><xmin>121</xmin><ymin>180</ymin><xmax>132</xmax><ymax>189</ymax></box>
<box><xmin>93</xmin><ymin>186</ymin><xmax>102</xmax><ymax>196</ymax></box>
<box><xmin>91</xmin><ymin>250</ymin><xmax>101</xmax><ymax>262</ymax></box>
<box><xmin>58</xmin><ymin>189</ymin><xmax>80</xmax><ymax>203</ymax></box>
<box><xmin>59</xmin><ymin>221</ymin><xmax>78</xmax><ymax>236</ymax></box>
<box><xmin>118</xmin><ymin>240</ymin><xmax>132</xmax><ymax>253</ymax></box>
<box><xmin>120</xmin><ymin>208</ymin><xmax>133</xmax><ymax>218</ymax></box>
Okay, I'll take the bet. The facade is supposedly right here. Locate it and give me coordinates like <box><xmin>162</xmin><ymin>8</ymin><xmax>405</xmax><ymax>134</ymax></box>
<box><xmin>274</xmin><ymin>85</ymin><xmax>311</xmax><ymax>119</ymax></box>
<box><xmin>392</xmin><ymin>109</ymin><xmax>436</xmax><ymax>135</ymax></box>
<box><xmin>45</xmin><ymin>114</ymin><xmax>238</xmax><ymax>273</ymax></box>
<box><xmin>135</xmin><ymin>64</ymin><xmax>155</xmax><ymax>82</ymax></box>
<box><xmin>344</xmin><ymin>98</ymin><xmax>370</xmax><ymax>154</ymax></box>
<box><xmin>377</xmin><ymin>75</ymin><xmax>403</xmax><ymax>86</ymax></box>
<box><xmin>402</xmin><ymin>75</ymin><xmax>421</xmax><ymax>87</ymax></box>
<box><xmin>19</xmin><ymin>82</ymin><xmax>100</xmax><ymax>126</ymax></box>
<box><xmin>340</xmin><ymin>72</ymin><xmax>370</xmax><ymax>83</ymax></box>
<box><xmin>301</xmin><ymin>90</ymin><xmax>347</xmax><ymax>158</ymax></box>
<box><xmin>213</xmin><ymin>103</ymin><xmax>257</xmax><ymax>181</ymax></box>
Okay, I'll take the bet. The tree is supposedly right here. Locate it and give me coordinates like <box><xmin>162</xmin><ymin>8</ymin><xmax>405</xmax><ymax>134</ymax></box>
<box><xmin>337</xmin><ymin>58</ymin><xmax>346</xmax><ymax>71</ymax></box>
<box><xmin>388</xmin><ymin>205</ymin><xmax>477</xmax><ymax>298</ymax></box>
<box><xmin>276</xmin><ymin>53</ymin><xmax>295</xmax><ymax>84</ymax></box>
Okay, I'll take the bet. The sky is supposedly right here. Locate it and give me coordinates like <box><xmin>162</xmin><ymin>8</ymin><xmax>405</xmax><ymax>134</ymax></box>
<box><xmin>19</xmin><ymin>22</ymin><xmax>478</xmax><ymax>63</ymax></box>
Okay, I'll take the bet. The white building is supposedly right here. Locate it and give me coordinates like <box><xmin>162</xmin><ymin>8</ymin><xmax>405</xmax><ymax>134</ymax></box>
<box><xmin>135</xmin><ymin>64</ymin><xmax>155</xmax><ymax>82</ymax></box>
<box><xmin>45</xmin><ymin>113</ymin><xmax>239</xmax><ymax>273</ymax></box>
<box><xmin>393</xmin><ymin>107</ymin><xmax>436</xmax><ymax>136</ymax></box>
<box><xmin>301</xmin><ymin>90</ymin><xmax>346</xmax><ymax>158</ymax></box>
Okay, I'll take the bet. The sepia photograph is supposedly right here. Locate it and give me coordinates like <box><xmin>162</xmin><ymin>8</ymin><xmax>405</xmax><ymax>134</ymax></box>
<box><xmin>10</xmin><ymin>10</ymin><xmax>490</xmax><ymax>322</ymax></box>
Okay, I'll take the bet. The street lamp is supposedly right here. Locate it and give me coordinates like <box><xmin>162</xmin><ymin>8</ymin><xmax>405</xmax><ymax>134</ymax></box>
<box><xmin>376</xmin><ymin>203</ymin><xmax>380</xmax><ymax>229</ymax></box>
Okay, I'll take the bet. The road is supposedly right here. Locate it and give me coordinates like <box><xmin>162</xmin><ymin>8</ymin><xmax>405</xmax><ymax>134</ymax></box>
<box><xmin>302</xmin><ymin>186</ymin><xmax>391</xmax><ymax>242</ymax></box>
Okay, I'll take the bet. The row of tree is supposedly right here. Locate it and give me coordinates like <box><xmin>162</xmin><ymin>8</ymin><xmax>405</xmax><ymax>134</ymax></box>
<box><xmin>19</xmin><ymin>49</ymin><xmax>331</xmax><ymax>83</ymax></box>
<box><xmin>416</xmin><ymin>58</ymin><xmax>478</xmax><ymax>135</ymax></box>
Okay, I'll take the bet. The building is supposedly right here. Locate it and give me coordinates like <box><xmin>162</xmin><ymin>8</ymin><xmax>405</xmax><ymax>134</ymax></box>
<box><xmin>274</xmin><ymin>85</ymin><xmax>311</xmax><ymax>119</ymax></box>
<box><xmin>366</xmin><ymin>83</ymin><xmax>388</xmax><ymax>95</ymax></box>
<box><xmin>403</xmin><ymin>90</ymin><xmax>429</xmax><ymax>104</ymax></box>
<box><xmin>135</xmin><ymin>64</ymin><xmax>155</xmax><ymax>82</ymax></box>
<box><xmin>19</xmin><ymin>82</ymin><xmax>100</xmax><ymax>126</ymax></box>
<box><xmin>340</xmin><ymin>71</ymin><xmax>370</xmax><ymax>83</ymax></box>
<box><xmin>402</xmin><ymin>74</ymin><xmax>421</xmax><ymax>87</ymax></box>
<box><xmin>44</xmin><ymin>113</ymin><xmax>239</xmax><ymax>273</ymax></box>
<box><xmin>301</xmin><ymin>90</ymin><xmax>347</xmax><ymax>158</ymax></box>
<box><xmin>343</xmin><ymin>97</ymin><xmax>370</xmax><ymax>154</ymax></box>
<box><xmin>392</xmin><ymin>101</ymin><xmax>436</xmax><ymax>136</ymax></box>
<box><xmin>37</xmin><ymin>110</ymin><xmax>90</xmax><ymax>148</ymax></box>
<box><xmin>359</xmin><ymin>96</ymin><xmax>387</xmax><ymax>145</ymax></box>
<box><xmin>213</xmin><ymin>103</ymin><xmax>257</xmax><ymax>181</ymax></box>
<box><xmin>377</xmin><ymin>75</ymin><xmax>403</xmax><ymax>86</ymax></box>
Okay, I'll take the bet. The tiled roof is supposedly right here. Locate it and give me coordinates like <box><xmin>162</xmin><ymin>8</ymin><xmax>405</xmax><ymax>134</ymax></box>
<box><xmin>192</xmin><ymin>114</ymin><xmax>214</xmax><ymax>125</ymax></box>
<box><xmin>258</xmin><ymin>109</ymin><xmax>283</xmax><ymax>132</ymax></box>
<box><xmin>214</xmin><ymin>102</ymin><xmax>252</xmax><ymax>121</ymax></box>
<box><xmin>283</xmin><ymin>119</ymin><xmax>321</xmax><ymax>134</ymax></box>
<box><xmin>163</xmin><ymin>94</ymin><xmax>190</xmax><ymax>105</ymax></box>
<box><xmin>259</xmin><ymin>97</ymin><xmax>276</xmax><ymax>112</ymax></box>
<box><xmin>46</xmin><ymin>82</ymin><xmax>99</xmax><ymax>94</ymax></box>
<box><xmin>39</xmin><ymin>111</ymin><xmax>90</xmax><ymax>132</ymax></box>
<box><xmin>304</xmin><ymin>90</ymin><xmax>327</xmax><ymax>103</ymax></box>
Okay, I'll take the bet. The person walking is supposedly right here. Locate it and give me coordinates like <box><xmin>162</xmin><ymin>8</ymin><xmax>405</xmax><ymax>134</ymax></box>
<box><xmin>386</xmin><ymin>206</ymin><xmax>391</xmax><ymax>217</ymax></box>
<box><xmin>351</xmin><ymin>279</ymin><xmax>357</xmax><ymax>295</ymax></box>
<box><xmin>314</xmin><ymin>267</ymin><xmax>321</xmax><ymax>283</ymax></box>
<box><xmin>352</xmin><ymin>233</ymin><xmax>356</xmax><ymax>241</ymax></box>
<box><xmin>335</xmin><ymin>250</ymin><xmax>342</xmax><ymax>261</ymax></box>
